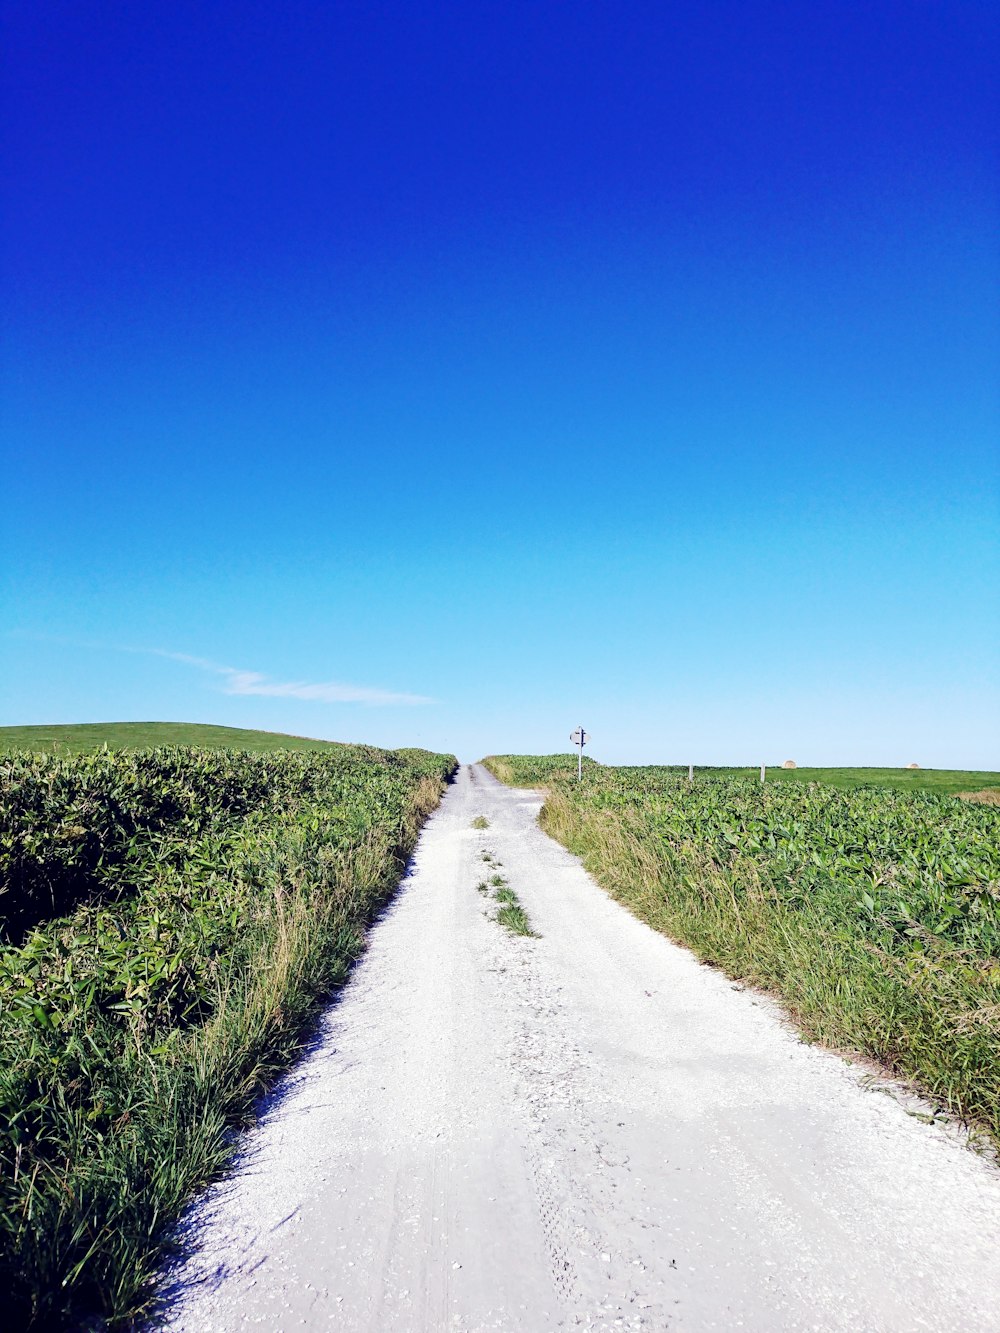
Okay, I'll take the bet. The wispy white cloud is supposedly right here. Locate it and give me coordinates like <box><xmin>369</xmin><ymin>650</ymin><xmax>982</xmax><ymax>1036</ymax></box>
<box><xmin>5</xmin><ymin>632</ymin><xmax>433</xmax><ymax>705</ymax></box>
<box><xmin>145</xmin><ymin>648</ymin><xmax>232</xmax><ymax>673</ymax></box>
<box><xmin>147</xmin><ymin>649</ymin><xmax>433</xmax><ymax>706</ymax></box>
<box><xmin>220</xmin><ymin>669</ymin><xmax>432</xmax><ymax>706</ymax></box>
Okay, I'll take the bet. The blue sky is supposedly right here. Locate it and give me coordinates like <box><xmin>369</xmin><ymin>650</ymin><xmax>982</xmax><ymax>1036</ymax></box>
<box><xmin>3</xmin><ymin>1</ymin><xmax>998</xmax><ymax>765</ymax></box>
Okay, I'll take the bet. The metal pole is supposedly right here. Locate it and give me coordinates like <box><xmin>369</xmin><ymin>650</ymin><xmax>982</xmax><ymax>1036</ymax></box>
<box><xmin>578</xmin><ymin>726</ymin><xmax>583</xmax><ymax>781</ymax></box>
<box><xmin>760</xmin><ymin>764</ymin><xmax>766</xmax><ymax>784</ymax></box>
<box><xmin>688</xmin><ymin>763</ymin><xmax>694</xmax><ymax>782</ymax></box>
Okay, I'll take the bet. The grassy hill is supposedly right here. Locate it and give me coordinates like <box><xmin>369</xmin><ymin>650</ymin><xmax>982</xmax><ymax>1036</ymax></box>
<box><xmin>0</xmin><ymin>722</ymin><xmax>349</xmax><ymax>755</ymax></box>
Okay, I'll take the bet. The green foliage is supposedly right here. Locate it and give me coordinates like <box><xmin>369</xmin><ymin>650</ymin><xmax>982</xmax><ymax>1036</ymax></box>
<box><xmin>0</xmin><ymin>722</ymin><xmax>354</xmax><ymax>756</ymax></box>
<box><xmin>493</xmin><ymin>757</ymin><xmax>1000</xmax><ymax>1145</ymax></box>
<box><xmin>1</xmin><ymin>744</ymin><xmax>451</xmax><ymax>943</ymax></box>
<box><xmin>495</xmin><ymin>901</ymin><xmax>536</xmax><ymax>937</ymax></box>
<box><xmin>571</xmin><ymin>767</ymin><xmax>1000</xmax><ymax>958</ymax></box>
<box><xmin>473</xmin><ymin>850</ymin><xmax>537</xmax><ymax>938</ymax></box>
<box><xmin>700</xmin><ymin>765</ymin><xmax>1000</xmax><ymax>796</ymax></box>
<box><xmin>482</xmin><ymin>753</ymin><xmax>597</xmax><ymax>786</ymax></box>
<box><xmin>482</xmin><ymin>754</ymin><xmax>1000</xmax><ymax>797</ymax></box>
<box><xmin>0</xmin><ymin>743</ymin><xmax>456</xmax><ymax>1329</ymax></box>
<box><xmin>3</xmin><ymin>747</ymin><xmax>278</xmax><ymax>941</ymax></box>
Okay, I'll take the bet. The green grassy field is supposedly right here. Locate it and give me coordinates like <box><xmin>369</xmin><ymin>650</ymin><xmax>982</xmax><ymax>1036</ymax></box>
<box><xmin>0</xmin><ymin>721</ymin><xmax>349</xmax><ymax>755</ymax></box>
<box><xmin>710</xmin><ymin>765</ymin><xmax>1000</xmax><ymax>795</ymax></box>
<box><xmin>482</xmin><ymin>754</ymin><xmax>1000</xmax><ymax>797</ymax></box>
<box><xmin>484</xmin><ymin>755</ymin><xmax>1000</xmax><ymax>1148</ymax></box>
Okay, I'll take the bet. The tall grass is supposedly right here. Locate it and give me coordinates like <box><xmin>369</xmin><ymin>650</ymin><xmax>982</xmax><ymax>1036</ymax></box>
<box><xmin>482</xmin><ymin>753</ymin><xmax>596</xmax><ymax>786</ymax></box>
<box><xmin>492</xmin><ymin>761</ymin><xmax>1000</xmax><ymax>1147</ymax></box>
<box><xmin>0</xmin><ymin>747</ymin><xmax>454</xmax><ymax>1329</ymax></box>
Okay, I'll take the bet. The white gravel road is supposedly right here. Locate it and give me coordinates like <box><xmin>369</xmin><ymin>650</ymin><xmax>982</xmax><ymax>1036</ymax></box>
<box><xmin>159</xmin><ymin>763</ymin><xmax>1000</xmax><ymax>1332</ymax></box>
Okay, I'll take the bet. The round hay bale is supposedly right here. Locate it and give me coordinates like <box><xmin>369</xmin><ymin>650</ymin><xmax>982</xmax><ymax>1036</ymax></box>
<box><xmin>906</xmin><ymin>762</ymin><xmax>920</xmax><ymax>769</ymax></box>
<box><xmin>782</xmin><ymin>759</ymin><xmax>797</xmax><ymax>769</ymax></box>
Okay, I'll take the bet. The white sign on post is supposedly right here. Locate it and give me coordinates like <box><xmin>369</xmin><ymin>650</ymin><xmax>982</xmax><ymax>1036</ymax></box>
<box><xmin>570</xmin><ymin>727</ymin><xmax>590</xmax><ymax>780</ymax></box>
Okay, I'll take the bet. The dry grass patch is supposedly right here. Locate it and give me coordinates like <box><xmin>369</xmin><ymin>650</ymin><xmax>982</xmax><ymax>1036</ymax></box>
<box><xmin>957</xmin><ymin>789</ymin><xmax>1000</xmax><ymax>806</ymax></box>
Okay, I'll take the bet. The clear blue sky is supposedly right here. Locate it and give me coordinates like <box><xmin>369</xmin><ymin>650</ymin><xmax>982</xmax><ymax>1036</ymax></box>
<box><xmin>3</xmin><ymin>1</ymin><xmax>998</xmax><ymax>766</ymax></box>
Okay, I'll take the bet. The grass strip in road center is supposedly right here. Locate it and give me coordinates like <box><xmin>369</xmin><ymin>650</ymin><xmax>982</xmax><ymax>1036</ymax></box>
<box><xmin>494</xmin><ymin>886</ymin><xmax>536</xmax><ymax>938</ymax></box>
<box><xmin>475</xmin><ymin>860</ymin><xmax>537</xmax><ymax>938</ymax></box>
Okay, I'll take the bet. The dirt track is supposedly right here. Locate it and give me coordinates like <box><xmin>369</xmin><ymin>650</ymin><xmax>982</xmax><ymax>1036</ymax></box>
<box><xmin>161</xmin><ymin>764</ymin><xmax>1000</xmax><ymax>1331</ymax></box>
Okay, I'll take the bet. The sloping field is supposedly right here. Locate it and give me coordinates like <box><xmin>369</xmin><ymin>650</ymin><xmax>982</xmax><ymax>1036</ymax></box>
<box><xmin>484</xmin><ymin>756</ymin><xmax>1000</xmax><ymax>1147</ymax></box>
<box><xmin>0</xmin><ymin>738</ymin><xmax>457</xmax><ymax>1329</ymax></box>
<box><xmin>0</xmin><ymin>721</ymin><xmax>350</xmax><ymax>755</ymax></box>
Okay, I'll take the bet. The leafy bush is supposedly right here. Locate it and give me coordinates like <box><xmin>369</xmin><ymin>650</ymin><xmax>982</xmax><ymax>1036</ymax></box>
<box><xmin>492</xmin><ymin>759</ymin><xmax>1000</xmax><ymax>1146</ymax></box>
<box><xmin>0</xmin><ymin>744</ymin><xmax>456</xmax><ymax>1329</ymax></box>
<box><xmin>570</xmin><ymin>768</ymin><xmax>1000</xmax><ymax>957</ymax></box>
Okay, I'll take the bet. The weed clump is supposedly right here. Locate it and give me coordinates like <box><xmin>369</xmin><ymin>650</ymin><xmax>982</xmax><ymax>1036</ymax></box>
<box><xmin>496</xmin><ymin>902</ymin><xmax>536</xmax><ymax>937</ymax></box>
<box><xmin>480</xmin><ymin>871</ymin><xmax>537</xmax><ymax>939</ymax></box>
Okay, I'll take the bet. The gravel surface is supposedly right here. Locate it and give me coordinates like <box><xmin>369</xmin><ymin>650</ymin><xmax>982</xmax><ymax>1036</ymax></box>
<box><xmin>159</xmin><ymin>763</ymin><xmax>1000</xmax><ymax>1331</ymax></box>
